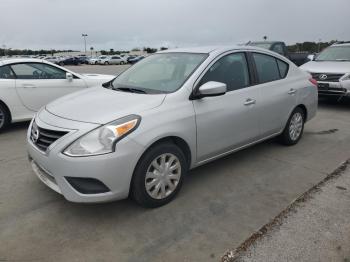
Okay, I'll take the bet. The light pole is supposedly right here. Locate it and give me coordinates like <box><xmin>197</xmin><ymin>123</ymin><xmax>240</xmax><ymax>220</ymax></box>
<box><xmin>82</xmin><ymin>34</ymin><xmax>88</xmax><ymax>54</ymax></box>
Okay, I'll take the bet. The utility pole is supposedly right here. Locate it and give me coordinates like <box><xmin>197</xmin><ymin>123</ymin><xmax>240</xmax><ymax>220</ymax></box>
<box><xmin>318</xmin><ymin>38</ymin><xmax>322</xmax><ymax>53</ymax></box>
<box><xmin>82</xmin><ymin>34</ymin><xmax>88</xmax><ymax>54</ymax></box>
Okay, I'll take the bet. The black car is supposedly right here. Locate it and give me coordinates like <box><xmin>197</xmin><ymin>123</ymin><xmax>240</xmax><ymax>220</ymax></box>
<box><xmin>59</xmin><ymin>57</ymin><xmax>80</xmax><ymax>66</ymax></box>
<box><xmin>76</xmin><ymin>56</ymin><xmax>89</xmax><ymax>64</ymax></box>
<box><xmin>128</xmin><ymin>56</ymin><xmax>145</xmax><ymax>64</ymax></box>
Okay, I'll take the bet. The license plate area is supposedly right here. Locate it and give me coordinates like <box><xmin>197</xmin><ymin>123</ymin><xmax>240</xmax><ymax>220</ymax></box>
<box><xmin>318</xmin><ymin>83</ymin><xmax>329</xmax><ymax>90</ymax></box>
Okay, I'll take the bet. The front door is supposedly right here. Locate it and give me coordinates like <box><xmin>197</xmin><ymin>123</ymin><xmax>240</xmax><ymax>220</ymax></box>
<box><xmin>11</xmin><ymin>62</ymin><xmax>86</xmax><ymax>111</ymax></box>
<box><xmin>192</xmin><ymin>52</ymin><xmax>261</xmax><ymax>162</ymax></box>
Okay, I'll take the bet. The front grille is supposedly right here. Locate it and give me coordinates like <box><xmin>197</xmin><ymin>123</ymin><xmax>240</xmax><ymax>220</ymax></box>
<box><xmin>30</xmin><ymin>122</ymin><xmax>68</xmax><ymax>152</ymax></box>
<box><xmin>311</xmin><ymin>73</ymin><xmax>344</xmax><ymax>82</ymax></box>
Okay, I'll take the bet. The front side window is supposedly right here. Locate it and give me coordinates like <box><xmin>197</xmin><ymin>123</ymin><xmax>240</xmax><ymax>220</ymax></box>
<box><xmin>199</xmin><ymin>52</ymin><xmax>250</xmax><ymax>92</ymax></box>
<box><xmin>253</xmin><ymin>53</ymin><xmax>281</xmax><ymax>83</ymax></box>
<box><xmin>112</xmin><ymin>53</ymin><xmax>208</xmax><ymax>94</ymax></box>
<box><xmin>0</xmin><ymin>65</ymin><xmax>15</xmax><ymax>79</ymax></box>
<box><xmin>11</xmin><ymin>63</ymin><xmax>66</xmax><ymax>79</ymax></box>
<box><xmin>315</xmin><ymin>46</ymin><xmax>350</xmax><ymax>61</ymax></box>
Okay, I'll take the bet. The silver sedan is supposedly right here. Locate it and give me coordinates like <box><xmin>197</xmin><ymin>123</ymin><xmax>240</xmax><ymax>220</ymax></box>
<box><xmin>27</xmin><ymin>46</ymin><xmax>317</xmax><ymax>207</ymax></box>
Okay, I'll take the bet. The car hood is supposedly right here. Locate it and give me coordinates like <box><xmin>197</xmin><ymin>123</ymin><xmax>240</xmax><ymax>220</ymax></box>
<box><xmin>78</xmin><ymin>73</ymin><xmax>116</xmax><ymax>88</ymax></box>
<box><xmin>300</xmin><ymin>61</ymin><xmax>350</xmax><ymax>74</ymax></box>
<box><xmin>45</xmin><ymin>87</ymin><xmax>166</xmax><ymax>124</ymax></box>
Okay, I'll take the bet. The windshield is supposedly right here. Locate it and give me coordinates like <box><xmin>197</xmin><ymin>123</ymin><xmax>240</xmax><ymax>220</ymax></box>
<box><xmin>111</xmin><ymin>53</ymin><xmax>208</xmax><ymax>94</ymax></box>
<box><xmin>315</xmin><ymin>46</ymin><xmax>350</xmax><ymax>61</ymax></box>
<box><xmin>248</xmin><ymin>42</ymin><xmax>273</xmax><ymax>49</ymax></box>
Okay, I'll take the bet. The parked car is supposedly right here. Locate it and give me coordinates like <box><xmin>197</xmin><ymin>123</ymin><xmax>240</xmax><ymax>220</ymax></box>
<box><xmin>129</xmin><ymin>56</ymin><xmax>145</xmax><ymax>64</ymax></box>
<box><xmin>44</xmin><ymin>56</ymin><xmax>60</xmax><ymax>64</ymax></box>
<box><xmin>300</xmin><ymin>42</ymin><xmax>350</xmax><ymax>99</ymax></box>
<box><xmin>247</xmin><ymin>41</ymin><xmax>310</xmax><ymax>66</ymax></box>
<box><xmin>108</xmin><ymin>55</ymin><xmax>127</xmax><ymax>65</ymax></box>
<box><xmin>0</xmin><ymin>58</ymin><xmax>115</xmax><ymax>131</ymax></box>
<box><xmin>76</xmin><ymin>56</ymin><xmax>90</xmax><ymax>64</ymax></box>
<box><xmin>27</xmin><ymin>46</ymin><xmax>317</xmax><ymax>207</ymax></box>
<box><xmin>58</xmin><ymin>57</ymin><xmax>80</xmax><ymax>66</ymax></box>
<box><xmin>88</xmin><ymin>57</ymin><xmax>100</xmax><ymax>65</ymax></box>
<box><xmin>101</xmin><ymin>55</ymin><xmax>127</xmax><ymax>65</ymax></box>
<box><xmin>126</xmin><ymin>55</ymin><xmax>137</xmax><ymax>63</ymax></box>
<box><xmin>97</xmin><ymin>56</ymin><xmax>110</xmax><ymax>65</ymax></box>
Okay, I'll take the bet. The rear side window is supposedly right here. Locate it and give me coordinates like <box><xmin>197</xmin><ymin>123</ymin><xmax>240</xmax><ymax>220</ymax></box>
<box><xmin>277</xmin><ymin>59</ymin><xmax>289</xmax><ymax>78</ymax></box>
<box><xmin>0</xmin><ymin>65</ymin><xmax>15</xmax><ymax>79</ymax></box>
<box><xmin>253</xmin><ymin>53</ymin><xmax>281</xmax><ymax>83</ymax></box>
<box><xmin>200</xmin><ymin>52</ymin><xmax>250</xmax><ymax>92</ymax></box>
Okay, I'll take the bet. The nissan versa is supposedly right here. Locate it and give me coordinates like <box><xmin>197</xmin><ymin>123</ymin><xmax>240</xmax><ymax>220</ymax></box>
<box><xmin>27</xmin><ymin>46</ymin><xmax>317</xmax><ymax>207</ymax></box>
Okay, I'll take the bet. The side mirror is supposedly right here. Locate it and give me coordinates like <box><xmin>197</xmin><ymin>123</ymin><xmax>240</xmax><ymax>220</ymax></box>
<box><xmin>66</xmin><ymin>72</ymin><xmax>73</xmax><ymax>81</ymax></box>
<box><xmin>190</xmin><ymin>81</ymin><xmax>227</xmax><ymax>100</ymax></box>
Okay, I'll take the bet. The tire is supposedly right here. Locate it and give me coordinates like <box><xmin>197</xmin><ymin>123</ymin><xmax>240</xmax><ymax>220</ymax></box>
<box><xmin>59</xmin><ymin>62</ymin><xmax>64</xmax><ymax>66</ymax></box>
<box><xmin>104</xmin><ymin>61</ymin><xmax>109</xmax><ymax>65</ymax></box>
<box><xmin>0</xmin><ymin>103</ymin><xmax>10</xmax><ymax>133</ymax></box>
<box><xmin>120</xmin><ymin>61</ymin><xmax>124</xmax><ymax>65</ymax></box>
<box><xmin>131</xmin><ymin>142</ymin><xmax>188</xmax><ymax>208</ymax></box>
<box><xmin>279</xmin><ymin>107</ymin><xmax>305</xmax><ymax>146</ymax></box>
<box><xmin>95</xmin><ymin>61</ymin><xmax>98</xmax><ymax>65</ymax></box>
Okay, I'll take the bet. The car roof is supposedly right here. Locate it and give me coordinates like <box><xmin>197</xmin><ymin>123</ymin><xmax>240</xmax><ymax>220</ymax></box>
<box><xmin>157</xmin><ymin>45</ymin><xmax>277</xmax><ymax>55</ymax></box>
<box><xmin>0</xmin><ymin>58</ymin><xmax>46</xmax><ymax>66</ymax></box>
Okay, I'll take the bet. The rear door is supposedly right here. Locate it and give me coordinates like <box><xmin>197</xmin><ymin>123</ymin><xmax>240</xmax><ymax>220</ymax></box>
<box><xmin>11</xmin><ymin>62</ymin><xmax>87</xmax><ymax>111</ymax></box>
<box><xmin>250</xmin><ymin>52</ymin><xmax>296</xmax><ymax>136</ymax></box>
<box><xmin>193</xmin><ymin>52</ymin><xmax>262</xmax><ymax>162</ymax></box>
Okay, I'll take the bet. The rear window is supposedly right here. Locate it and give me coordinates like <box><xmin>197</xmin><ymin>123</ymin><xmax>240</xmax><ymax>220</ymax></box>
<box><xmin>277</xmin><ymin>59</ymin><xmax>289</xmax><ymax>78</ymax></box>
<box><xmin>253</xmin><ymin>53</ymin><xmax>289</xmax><ymax>83</ymax></box>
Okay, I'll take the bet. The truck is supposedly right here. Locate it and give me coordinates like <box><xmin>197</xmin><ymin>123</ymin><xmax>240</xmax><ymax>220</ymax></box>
<box><xmin>247</xmin><ymin>41</ymin><xmax>310</xmax><ymax>66</ymax></box>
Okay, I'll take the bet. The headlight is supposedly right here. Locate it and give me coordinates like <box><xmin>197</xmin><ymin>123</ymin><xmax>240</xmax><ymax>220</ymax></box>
<box><xmin>63</xmin><ymin>115</ymin><xmax>141</xmax><ymax>157</ymax></box>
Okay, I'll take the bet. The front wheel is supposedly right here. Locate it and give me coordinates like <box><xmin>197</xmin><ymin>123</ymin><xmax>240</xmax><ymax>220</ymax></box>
<box><xmin>279</xmin><ymin>107</ymin><xmax>305</xmax><ymax>146</ymax></box>
<box><xmin>0</xmin><ymin>104</ymin><xmax>10</xmax><ymax>132</ymax></box>
<box><xmin>131</xmin><ymin>143</ymin><xmax>187</xmax><ymax>208</ymax></box>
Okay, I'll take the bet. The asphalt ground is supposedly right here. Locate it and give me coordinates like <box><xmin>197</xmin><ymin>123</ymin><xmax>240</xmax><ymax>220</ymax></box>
<box><xmin>1</xmin><ymin>64</ymin><xmax>349</xmax><ymax>261</ymax></box>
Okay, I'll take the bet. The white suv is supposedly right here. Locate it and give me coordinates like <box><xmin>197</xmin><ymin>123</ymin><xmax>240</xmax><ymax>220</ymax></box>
<box><xmin>300</xmin><ymin>42</ymin><xmax>350</xmax><ymax>99</ymax></box>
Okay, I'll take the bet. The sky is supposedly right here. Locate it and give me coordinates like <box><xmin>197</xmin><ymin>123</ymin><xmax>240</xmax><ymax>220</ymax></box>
<box><xmin>0</xmin><ymin>0</ymin><xmax>348</xmax><ymax>51</ymax></box>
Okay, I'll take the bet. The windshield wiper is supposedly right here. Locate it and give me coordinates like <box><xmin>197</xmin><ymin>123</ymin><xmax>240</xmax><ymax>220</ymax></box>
<box><xmin>335</xmin><ymin>59</ymin><xmax>350</xmax><ymax>61</ymax></box>
<box><xmin>114</xmin><ymin>87</ymin><xmax>147</xmax><ymax>94</ymax></box>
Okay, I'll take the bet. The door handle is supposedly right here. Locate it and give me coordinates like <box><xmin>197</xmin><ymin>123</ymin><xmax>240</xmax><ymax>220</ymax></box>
<box><xmin>244</xmin><ymin>98</ymin><xmax>256</xmax><ymax>106</ymax></box>
<box><xmin>22</xmin><ymin>84</ymin><xmax>37</xmax><ymax>88</ymax></box>
<box><xmin>288</xmin><ymin>88</ymin><xmax>296</xmax><ymax>95</ymax></box>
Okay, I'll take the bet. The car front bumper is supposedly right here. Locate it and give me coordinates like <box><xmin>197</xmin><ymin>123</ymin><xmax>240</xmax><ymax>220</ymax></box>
<box><xmin>317</xmin><ymin>80</ymin><xmax>350</xmax><ymax>97</ymax></box>
<box><xmin>27</xmin><ymin>109</ymin><xmax>144</xmax><ymax>203</ymax></box>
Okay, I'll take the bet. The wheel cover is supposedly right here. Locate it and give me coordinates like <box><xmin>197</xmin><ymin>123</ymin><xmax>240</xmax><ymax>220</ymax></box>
<box><xmin>0</xmin><ymin>108</ymin><xmax>4</xmax><ymax>128</ymax></box>
<box><xmin>289</xmin><ymin>112</ymin><xmax>303</xmax><ymax>141</ymax></box>
<box><xmin>145</xmin><ymin>153</ymin><xmax>181</xmax><ymax>200</ymax></box>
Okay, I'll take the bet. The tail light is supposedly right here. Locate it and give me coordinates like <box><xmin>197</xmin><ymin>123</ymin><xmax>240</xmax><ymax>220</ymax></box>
<box><xmin>309</xmin><ymin>78</ymin><xmax>318</xmax><ymax>86</ymax></box>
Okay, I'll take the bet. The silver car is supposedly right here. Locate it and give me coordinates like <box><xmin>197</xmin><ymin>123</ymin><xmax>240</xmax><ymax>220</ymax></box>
<box><xmin>27</xmin><ymin>46</ymin><xmax>317</xmax><ymax>207</ymax></box>
<box><xmin>300</xmin><ymin>42</ymin><xmax>350</xmax><ymax>99</ymax></box>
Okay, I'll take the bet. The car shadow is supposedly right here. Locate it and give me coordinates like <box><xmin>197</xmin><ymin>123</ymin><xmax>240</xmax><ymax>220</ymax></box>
<box><xmin>2</xmin><ymin>121</ymin><xmax>30</xmax><ymax>134</ymax></box>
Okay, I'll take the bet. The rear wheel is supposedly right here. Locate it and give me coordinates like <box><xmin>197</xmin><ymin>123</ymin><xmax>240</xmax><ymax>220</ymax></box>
<box><xmin>104</xmin><ymin>61</ymin><xmax>109</xmax><ymax>65</ymax></box>
<box><xmin>131</xmin><ymin>142</ymin><xmax>187</xmax><ymax>208</ymax></box>
<box><xmin>279</xmin><ymin>107</ymin><xmax>305</xmax><ymax>146</ymax></box>
<box><xmin>0</xmin><ymin>103</ymin><xmax>10</xmax><ymax>132</ymax></box>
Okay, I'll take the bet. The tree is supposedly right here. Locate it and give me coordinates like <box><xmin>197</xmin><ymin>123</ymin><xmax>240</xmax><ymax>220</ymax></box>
<box><xmin>90</xmin><ymin>47</ymin><xmax>94</xmax><ymax>56</ymax></box>
<box><xmin>143</xmin><ymin>47</ymin><xmax>157</xmax><ymax>53</ymax></box>
<box><xmin>131</xmin><ymin>48</ymin><xmax>140</xmax><ymax>51</ymax></box>
<box><xmin>263</xmin><ymin>36</ymin><xmax>268</xmax><ymax>41</ymax></box>
<box><xmin>160</xmin><ymin>47</ymin><xmax>168</xmax><ymax>51</ymax></box>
